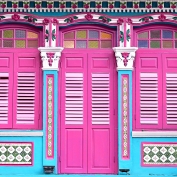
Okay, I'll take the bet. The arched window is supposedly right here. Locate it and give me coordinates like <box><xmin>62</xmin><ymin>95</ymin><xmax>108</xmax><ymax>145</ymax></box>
<box><xmin>0</xmin><ymin>29</ymin><xmax>39</xmax><ymax>48</ymax></box>
<box><xmin>0</xmin><ymin>26</ymin><xmax>41</xmax><ymax>130</ymax></box>
<box><xmin>63</xmin><ymin>29</ymin><xmax>113</xmax><ymax>49</ymax></box>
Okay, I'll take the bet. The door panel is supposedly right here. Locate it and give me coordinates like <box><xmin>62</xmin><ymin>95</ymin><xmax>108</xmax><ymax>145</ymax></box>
<box><xmin>60</xmin><ymin>53</ymin><xmax>88</xmax><ymax>173</ymax></box>
<box><xmin>87</xmin><ymin>53</ymin><xmax>115</xmax><ymax>173</ymax></box>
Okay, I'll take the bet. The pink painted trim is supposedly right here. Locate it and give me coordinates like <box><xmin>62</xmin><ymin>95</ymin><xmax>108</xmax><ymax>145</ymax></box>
<box><xmin>46</xmin><ymin>75</ymin><xmax>54</xmax><ymax>159</ymax></box>
<box><xmin>49</xmin><ymin>20</ymin><xmax>52</xmax><ymax>47</ymax></box>
<box><xmin>124</xmin><ymin>19</ymin><xmax>126</xmax><ymax>47</ymax></box>
<box><xmin>122</xmin><ymin>75</ymin><xmax>130</xmax><ymax>160</ymax></box>
<box><xmin>0</xmin><ymin>142</ymin><xmax>33</xmax><ymax>166</ymax></box>
<box><xmin>141</xmin><ymin>142</ymin><xmax>177</xmax><ymax>167</ymax></box>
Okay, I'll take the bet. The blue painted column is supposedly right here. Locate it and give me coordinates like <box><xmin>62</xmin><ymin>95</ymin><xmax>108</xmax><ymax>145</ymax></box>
<box><xmin>113</xmin><ymin>47</ymin><xmax>137</xmax><ymax>174</ymax></box>
<box><xmin>38</xmin><ymin>47</ymin><xmax>63</xmax><ymax>174</ymax></box>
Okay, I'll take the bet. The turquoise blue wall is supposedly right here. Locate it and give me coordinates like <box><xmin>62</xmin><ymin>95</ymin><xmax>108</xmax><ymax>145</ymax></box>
<box><xmin>0</xmin><ymin>136</ymin><xmax>43</xmax><ymax>174</ymax></box>
<box><xmin>43</xmin><ymin>71</ymin><xmax>58</xmax><ymax>174</ymax></box>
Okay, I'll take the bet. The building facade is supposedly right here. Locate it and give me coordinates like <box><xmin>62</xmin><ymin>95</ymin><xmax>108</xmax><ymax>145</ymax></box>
<box><xmin>0</xmin><ymin>0</ymin><xmax>177</xmax><ymax>176</ymax></box>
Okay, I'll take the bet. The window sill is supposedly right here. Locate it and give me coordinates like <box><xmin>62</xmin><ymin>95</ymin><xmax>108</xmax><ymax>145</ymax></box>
<box><xmin>0</xmin><ymin>131</ymin><xmax>43</xmax><ymax>136</ymax></box>
<box><xmin>132</xmin><ymin>131</ymin><xmax>177</xmax><ymax>137</ymax></box>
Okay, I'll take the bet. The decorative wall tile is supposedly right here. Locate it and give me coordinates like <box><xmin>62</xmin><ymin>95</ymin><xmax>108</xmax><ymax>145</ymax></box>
<box><xmin>47</xmin><ymin>75</ymin><xmax>54</xmax><ymax>159</ymax></box>
<box><xmin>122</xmin><ymin>75</ymin><xmax>129</xmax><ymax>159</ymax></box>
<box><xmin>0</xmin><ymin>143</ymin><xmax>33</xmax><ymax>165</ymax></box>
<box><xmin>142</xmin><ymin>143</ymin><xmax>177</xmax><ymax>166</ymax></box>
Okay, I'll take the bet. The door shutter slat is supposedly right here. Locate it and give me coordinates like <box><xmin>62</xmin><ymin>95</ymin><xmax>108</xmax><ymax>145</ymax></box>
<box><xmin>65</xmin><ymin>73</ymin><xmax>83</xmax><ymax>125</ymax></box>
<box><xmin>140</xmin><ymin>73</ymin><xmax>158</xmax><ymax>124</ymax></box>
<box><xmin>92</xmin><ymin>73</ymin><xmax>110</xmax><ymax>125</ymax></box>
<box><xmin>166</xmin><ymin>73</ymin><xmax>177</xmax><ymax>125</ymax></box>
<box><xmin>0</xmin><ymin>73</ymin><xmax>9</xmax><ymax>124</ymax></box>
<box><xmin>16</xmin><ymin>73</ymin><xmax>35</xmax><ymax>124</ymax></box>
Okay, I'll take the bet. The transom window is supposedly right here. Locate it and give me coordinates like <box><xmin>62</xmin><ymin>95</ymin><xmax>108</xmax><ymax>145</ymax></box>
<box><xmin>0</xmin><ymin>29</ymin><xmax>39</xmax><ymax>48</ymax></box>
<box><xmin>63</xmin><ymin>29</ymin><xmax>112</xmax><ymax>49</ymax></box>
<box><xmin>137</xmin><ymin>29</ymin><xmax>177</xmax><ymax>49</ymax></box>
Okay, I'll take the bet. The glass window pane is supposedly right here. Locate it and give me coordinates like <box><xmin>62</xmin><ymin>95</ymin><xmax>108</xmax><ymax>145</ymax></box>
<box><xmin>163</xmin><ymin>40</ymin><xmax>173</xmax><ymax>48</ymax></box>
<box><xmin>15</xmin><ymin>30</ymin><xmax>26</xmax><ymax>38</ymax></box>
<box><xmin>138</xmin><ymin>32</ymin><xmax>148</xmax><ymax>39</ymax></box>
<box><xmin>0</xmin><ymin>31</ymin><xmax>2</xmax><ymax>38</ymax></box>
<box><xmin>76</xmin><ymin>41</ymin><xmax>86</xmax><ymax>48</ymax></box>
<box><xmin>28</xmin><ymin>40</ymin><xmax>38</xmax><ymax>48</ymax></box>
<box><xmin>101</xmin><ymin>41</ymin><xmax>112</xmax><ymax>48</ymax></box>
<box><xmin>89</xmin><ymin>30</ymin><xmax>99</xmax><ymax>39</ymax></box>
<box><xmin>150</xmin><ymin>41</ymin><xmax>160</xmax><ymax>48</ymax></box>
<box><xmin>163</xmin><ymin>30</ymin><xmax>173</xmax><ymax>39</ymax></box>
<box><xmin>175</xmin><ymin>41</ymin><xmax>177</xmax><ymax>48</ymax></box>
<box><xmin>3</xmin><ymin>30</ymin><xmax>13</xmax><ymax>38</ymax></box>
<box><xmin>76</xmin><ymin>30</ymin><xmax>86</xmax><ymax>39</ymax></box>
<box><xmin>64</xmin><ymin>32</ymin><xmax>74</xmax><ymax>39</ymax></box>
<box><xmin>88</xmin><ymin>41</ymin><xmax>98</xmax><ymax>48</ymax></box>
<box><xmin>64</xmin><ymin>41</ymin><xmax>74</xmax><ymax>48</ymax></box>
<box><xmin>0</xmin><ymin>40</ymin><xmax>2</xmax><ymax>47</ymax></box>
<box><xmin>27</xmin><ymin>32</ymin><xmax>38</xmax><ymax>38</ymax></box>
<box><xmin>16</xmin><ymin>40</ymin><xmax>25</xmax><ymax>48</ymax></box>
<box><xmin>101</xmin><ymin>32</ymin><xmax>111</xmax><ymax>39</ymax></box>
<box><xmin>138</xmin><ymin>40</ymin><xmax>148</xmax><ymax>48</ymax></box>
<box><xmin>150</xmin><ymin>30</ymin><xmax>161</xmax><ymax>39</ymax></box>
<box><xmin>3</xmin><ymin>40</ymin><xmax>14</xmax><ymax>47</ymax></box>
<box><xmin>175</xmin><ymin>32</ymin><xmax>177</xmax><ymax>39</ymax></box>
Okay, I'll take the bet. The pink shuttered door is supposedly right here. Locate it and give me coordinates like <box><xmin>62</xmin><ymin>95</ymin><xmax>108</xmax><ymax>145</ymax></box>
<box><xmin>60</xmin><ymin>52</ymin><xmax>116</xmax><ymax>174</ymax></box>
<box><xmin>162</xmin><ymin>54</ymin><xmax>177</xmax><ymax>129</ymax></box>
<box><xmin>87</xmin><ymin>53</ymin><xmax>114</xmax><ymax>173</ymax></box>
<box><xmin>0</xmin><ymin>53</ymin><xmax>13</xmax><ymax>128</ymax></box>
<box><xmin>60</xmin><ymin>53</ymin><xmax>88</xmax><ymax>173</ymax></box>
<box><xmin>135</xmin><ymin>53</ymin><xmax>163</xmax><ymax>129</ymax></box>
<box><xmin>13</xmin><ymin>52</ymin><xmax>40</xmax><ymax>129</ymax></box>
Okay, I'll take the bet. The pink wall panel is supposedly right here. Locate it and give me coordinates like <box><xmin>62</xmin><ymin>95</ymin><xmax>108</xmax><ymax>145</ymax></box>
<box><xmin>92</xmin><ymin>58</ymin><xmax>109</xmax><ymax>68</ymax></box>
<box><xmin>0</xmin><ymin>57</ymin><xmax>9</xmax><ymax>68</ymax></box>
<box><xmin>166</xmin><ymin>57</ymin><xmax>177</xmax><ymax>68</ymax></box>
<box><xmin>18</xmin><ymin>57</ymin><xmax>35</xmax><ymax>68</ymax></box>
<box><xmin>66</xmin><ymin>57</ymin><xmax>83</xmax><ymax>68</ymax></box>
<box><xmin>66</xmin><ymin>129</ymin><xmax>84</xmax><ymax>168</ymax></box>
<box><xmin>140</xmin><ymin>57</ymin><xmax>158</xmax><ymax>68</ymax></box>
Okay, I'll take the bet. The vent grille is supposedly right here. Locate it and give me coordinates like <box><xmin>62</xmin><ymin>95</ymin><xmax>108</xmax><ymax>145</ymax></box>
<box><xmin>17</xmin><ymin>73</ymin><xmax>35</xmax><ymax>124</ymax></box>
<box><xmin>0</xmin><ymin>73</ymin><xmax>9</xmax><ymax>124</ymax></box>
<box><xmin>166</xmin><ymin>73</ymin><xmax>177</xmax><ymax>124</ymax></box>
<box><xmin>92</xmin><ymin>73</ymin><xmax>110</xmax><ymax>125</ymax></box>
<box><xmin>140</xmin><ymin>73</ymin><xmax>158</xmax><ymax>124</ymax></box>
<box><xmin>65</xmin><ymin>73</ymin><xmax>83</xmax><ymax>125</ymax></box>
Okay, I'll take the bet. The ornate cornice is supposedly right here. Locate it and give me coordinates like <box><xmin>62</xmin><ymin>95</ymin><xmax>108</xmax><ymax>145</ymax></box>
<box><xmin>38</xmin><ymin>47</ymin><xmax>63</xmax><ymax>70</ymax></box>
<box><xmin>1</xmin><ymin>1</ymin><xmax>177</xmax><ymax>13</ymax></box>
<box><xmin>113</xmin><ymin>47</ymin><xmax>138</xmax><ymax>71</ymax></box>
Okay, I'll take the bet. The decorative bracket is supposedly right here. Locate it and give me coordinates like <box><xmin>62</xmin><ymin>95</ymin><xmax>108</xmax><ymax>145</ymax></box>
<box><xmin>38</xmin><ymin>47</ymin><xmax>63</xmax><ymax>70</ymax></box>
<box><xmin>113</xmin><ymin>47</ymin><xmax>138</xmax><ymax>70</ymax></box>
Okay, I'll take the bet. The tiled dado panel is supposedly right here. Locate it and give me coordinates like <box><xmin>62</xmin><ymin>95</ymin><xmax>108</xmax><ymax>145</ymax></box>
<box><xmin>142</xmin><ymin>143</ymin><xmax>177</xmax><ymax>166</ymax></box>
<box><xmin>0</xmin><ymin>142</ymin><xmax>33</xmax><ymax>165</ymax></box>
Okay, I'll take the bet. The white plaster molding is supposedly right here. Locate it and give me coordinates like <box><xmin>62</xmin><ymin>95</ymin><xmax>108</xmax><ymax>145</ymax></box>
<box><xmin>0</xmin><ymin>131</ymin><xmax>43</xmax><ymax>136</ymax></box>
<box><xmin>113</xmin><ymin>47</ymin><xmax>138</xmax><ymax>71</ymax></box>
<box><xmin>132</xmin><ymin>131</ymin><xmax>177</xmax><ymax>137</ymax></box>
<box><xmin>38</xmin><ymin>47</ymin><xmax>63</xmax><ymax>70</ymax></box>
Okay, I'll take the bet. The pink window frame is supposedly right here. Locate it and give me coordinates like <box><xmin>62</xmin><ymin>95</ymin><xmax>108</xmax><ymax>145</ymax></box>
<box><xmin>59</xmin><ymin>25</ymin><xmax>116</xmax><ymax>49</ymax></box>
<box><xmin>0</xmin><ymin>24</ymin><xmax>43</xmax><ymax>130</ymax></box>
<box><xmin>133</xmin><ymin>25</ymin><xmax>177</xmax><ymax>131</ymax></box>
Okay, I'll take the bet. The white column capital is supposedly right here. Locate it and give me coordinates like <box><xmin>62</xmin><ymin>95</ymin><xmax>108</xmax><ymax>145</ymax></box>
<box><xmin>113</xmin><ymin>47</ymin><xmax>138</xmax><ymax>71</ymax></box>
<box><xmin>38</xmin><ymin>47</ymin><xmax>63</xmax><ymax>71</ymax></box>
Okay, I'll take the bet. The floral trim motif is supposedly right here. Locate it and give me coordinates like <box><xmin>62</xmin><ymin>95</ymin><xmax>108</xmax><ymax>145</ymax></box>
<box><xmin>71</xmin><ymin>1</ymin><xmax>78</xmax><ymax>9</ymax></box>
<box><xmin>122</xmin><ymin>75</ymin><xmax>129</xmax><ymax>159</ymax></box>
<box><xmin>83</xmin><ymin>1</ymin><xmax>90</xmax><ymax>9</ymax></box>
<box><xmin>158</xmin><ymin>1</ymin><xmax>164</xmax><ymax>9</ymax></box>
<box><xmin>59</xmin><ymin>1</ymin><xmax>66</xmax><ymax>8</ymax></box>
<box><xmin>145</xmin><ymin>1</ymin><xmax>152</xmax><ymax>9</ymax></box>
<box><xmin>96</xmin><ymin>1</ymin><xmax>102</xmax><ymax>8</ymax></box>
<box><xmin>126</xmin><ymin>29</ymin><xmax>130</xmax><ymax>42</ymax></box>
<box><xmin>23</xmin><ymin>1</ymin><xmax>30</xmax><ymax>9</ymax></box>
<box><xmin>170</xmin><ymin>1</ymin><xmax>177</xmax><ymax>9</ymax></box>
<box><xmin>99</xmin><ymin>16</ymin><xmax>111</xmax><ymax>23</ymax></box>
<box><xmin>142</xmin><ymin>143</ymin><xmax>177</xmax><ymax>166</ymax></box>
<box><xmin>139</xmin><ymin>16</ymin><xmax>153</xmax><ymax>22</ymax></box>
<box><xmin>45</xmin><ymin>29</ymin><xmax>49</xmax><ymax>42</ymax></box>
<box><xmin>64</xmin><ymin>16</ymin><xmax>78</xmax><ymax>23</ymax></box>
<box><xmin>47</xmin><ymin>76</ymin><xmax>54</xmax><ymax>158</ymax></box>
<box><xmin>158</xmin><ymin>14</ymin><xmax>166</xmax><ymax>21</ymax></box>
<box><xmin>0</xmin><ymin>143</ymin><xmax>32</xmax><ymax>165</ymax></box>
<box><xmin>52</xmin><ymin>29</ymin><xmax>56</xmax><ymax>41</ymax></box>
<box><xmin>108</xmin><ymin>1</ymin><xmax>115</xmax><ymax>8</ymax></box>
<box><xmin>12</xmin><ymin>14</ymin><xmax>20</xmax><ymax>21</ymax></box>
<box><xmin>12</xmin><ymin>1</ymin><xmax>18</xmax><ymax>8</ymax></box>
<box><xmin>120</xmin><ymin>31</ymin><xmax>124</xmax><ymax>43</ymax></box>
<box><xmin>0</xmin><ymin>16</ymin><xmax>5</xmax><ymax>21</ymax></box>
<box><xmin>24</xmin><ymin>16</ymin><xmax>37</xmax><ymax>23</ymax></box>
<box><xmin>85</xmin><ymin>13</ymin><xmax>93</xmax><ymax>21</ymax></box>
<box><xmin>0</xmin><ymin>1</ymin><xmax>6</xmax><ymax>8</ymax></box>
<box><xmin>35</xmin><ymin>1</ymin><xmax>42</xmax><ymax>9</ymax></box>
<box><xmin>120</xmin><ymin>1</ymin><xmax>127</xmax><ymax>9</ymax></box>
<box><xmin>47</xmin><ymin>1</ymin><xmax>54</xmax><ymax>9</ymax></box>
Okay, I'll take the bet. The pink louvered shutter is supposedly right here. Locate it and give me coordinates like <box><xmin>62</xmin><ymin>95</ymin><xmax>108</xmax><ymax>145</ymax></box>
<box><xmin>135</xmin><ymin>53</ymin><xmax>162</xmax><ymax>130</ymax></box>
<box><xmin>0</xmin><ymin>53</ymin><xmax>13</xmax><ymax>128</ymax></box>
<box><xmin>162</xmin><ymin>54</ymin><xmax>177</xmax><ymax>129</ymax></box>
<box><xmin>13</xmin><ymin>52</ymin><xmax>40</xmax><ymax>129</ymax></box>
<box><xmin>87</xmin><ymin>53</ymin><xmax>115</xmax><ymax>173</ymax></box>
<box><xmin>60</xmin><ymin>53</ymin><xmax>87</xmax><ymax>173</ymax></box>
